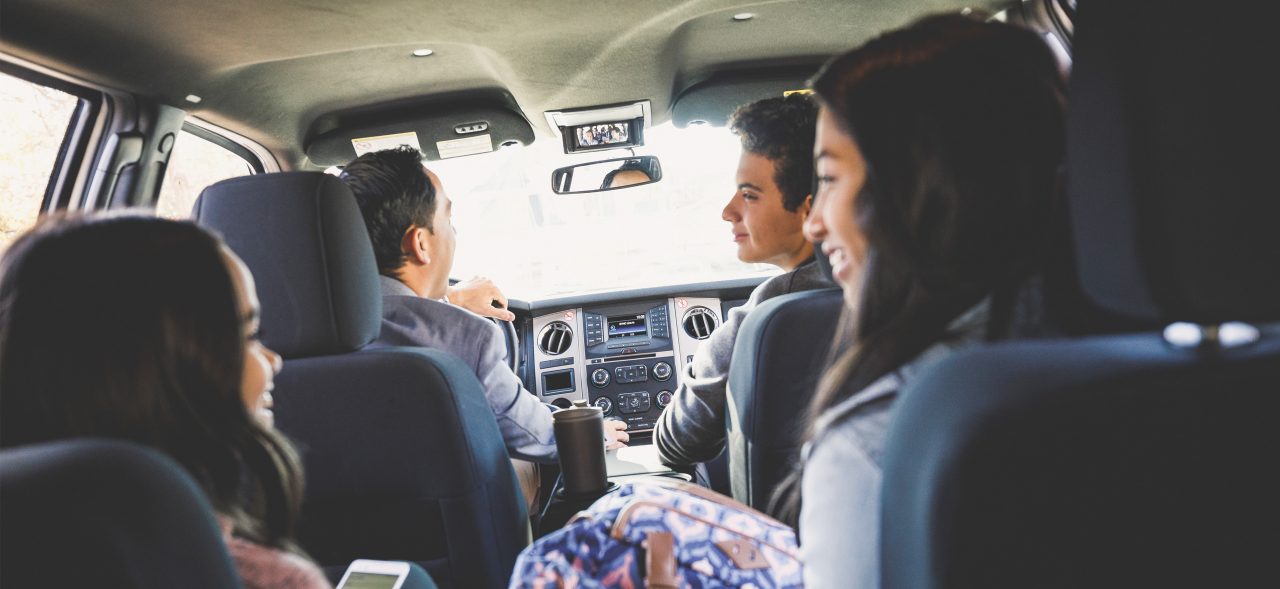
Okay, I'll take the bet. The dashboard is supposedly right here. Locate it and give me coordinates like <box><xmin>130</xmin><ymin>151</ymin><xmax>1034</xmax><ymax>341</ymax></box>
<box><xmin>516</xmin><ymin>277</ymin><xmax>762</xmax><ymax>432</ymax></box>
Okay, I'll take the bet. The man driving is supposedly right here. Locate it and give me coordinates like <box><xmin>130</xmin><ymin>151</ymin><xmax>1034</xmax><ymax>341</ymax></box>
<box><xmin>340</xmin><ymin>146</ymin><xmax>629</xmax><ymax>508</ymax></box>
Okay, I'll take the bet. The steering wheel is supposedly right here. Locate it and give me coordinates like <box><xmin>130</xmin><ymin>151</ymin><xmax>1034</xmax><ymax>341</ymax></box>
<box><xmin>490</xmin><ymin>317</ymin><xmax>520</xmax><ymax>375</ymax></box>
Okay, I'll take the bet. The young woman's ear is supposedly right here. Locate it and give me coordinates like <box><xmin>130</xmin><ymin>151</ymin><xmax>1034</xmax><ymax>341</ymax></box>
<box><xmin>799</xmin><ymin>194</ymin><xmax>815</xmax><ymax>218</ymax></box>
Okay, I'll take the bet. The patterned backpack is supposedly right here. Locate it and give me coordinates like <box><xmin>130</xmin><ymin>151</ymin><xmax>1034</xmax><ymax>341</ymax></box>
<box><xmin>510</xmin><ymin>479</ymin><xmax>804</xmax><ymax>588</ymax></box>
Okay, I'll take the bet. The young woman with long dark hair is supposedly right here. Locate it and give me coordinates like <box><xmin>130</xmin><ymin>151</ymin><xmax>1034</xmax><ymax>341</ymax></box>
<box><xmin>0</xmin><ymin>214</ymin><xmax>328</xmax><ymax>589</ymax></box>
<box><xmin>789</xmin><ymin>14</ymin><xmax>1067</xmax><ymax>587</ymax></box>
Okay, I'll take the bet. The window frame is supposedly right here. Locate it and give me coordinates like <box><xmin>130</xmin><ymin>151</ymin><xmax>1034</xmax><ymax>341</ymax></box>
<box><xmin>180</xmin><ymin>119</ymin><xmax>273</xmax><ymax>175</ymax></box>
<box><xmin>152</xmin><ymin>124</ymin><xmax>263</xmax><ymax>219</ymax></box>
<box><xmin>0</xmin><ymin>58</ymin><xmax>105</xmax><ymax>214</ymax></box>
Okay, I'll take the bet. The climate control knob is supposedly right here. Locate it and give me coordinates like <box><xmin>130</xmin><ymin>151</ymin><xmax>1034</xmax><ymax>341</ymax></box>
<box><xmin>590</xmin><ymin>368</ymin><xmax>611</xmax><ymax>387</ymax></box>
<box><xmin>652</xmin><ymin>361</ymin><xmax>672</xmax><ymax>381</ymax></box>
<box><xmin>656</xmin><ymin>390</ymin><xmax>673</xmax><ymax>408</ymax></box>
<box><xmin>593</xmin><ymin>396</ymin><xmax>614</xmax><ymax>415</ymax></box>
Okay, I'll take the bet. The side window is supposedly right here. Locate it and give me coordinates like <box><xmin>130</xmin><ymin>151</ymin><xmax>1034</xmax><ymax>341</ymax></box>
<box><xmin>156</xmin><ymin>129</ymin><xmax>253</xmax><ymax>219</ymax></box>
<box><xmin>0</xmin><ymin>70</ymin><xmax>80</xmax><ymax>252</ymax></box>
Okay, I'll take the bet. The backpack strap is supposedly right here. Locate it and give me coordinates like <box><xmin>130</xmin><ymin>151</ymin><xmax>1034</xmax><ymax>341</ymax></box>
<box><xmin>645</xmin><ymin>531</ymin><xmax>679</xmax><ymax>589</ymax></box>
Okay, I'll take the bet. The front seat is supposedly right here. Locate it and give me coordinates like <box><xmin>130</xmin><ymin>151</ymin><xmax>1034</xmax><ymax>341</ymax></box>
<box><xmin>725</xmin><ymin>286</ymin><xmax>843</xmax><ymax>512</ymax></box>
<box><xmin>0</xmin><ymin>439</ymin><xmax>242</xmax><ymax>588</ymax></box>
<box><xmin>195</xmin><ymin>172</ymin><xmax>528</xmax><ymax>589</ymax></box>
<box><xmin>879</xmin><ymin>3</ymin><xmax>1280</xmax><ymax>588</ymax></box>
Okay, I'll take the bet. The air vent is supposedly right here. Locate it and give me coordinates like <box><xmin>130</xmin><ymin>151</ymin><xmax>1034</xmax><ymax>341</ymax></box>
<box><xmin>682</xmin><ymin>306</ymin><xmax>720</xmax><ymax>340</ymax></box>
<box><xmin>538</xmin><ymin>321</ymin><xmax>574</xmax><ymax>355</ymax></box>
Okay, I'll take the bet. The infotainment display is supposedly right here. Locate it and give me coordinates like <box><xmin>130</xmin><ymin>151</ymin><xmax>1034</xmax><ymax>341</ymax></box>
<box><xmin>607</xmin><ymin>314</ymin><xmax>648</xmax><ymax>339</ymax></box>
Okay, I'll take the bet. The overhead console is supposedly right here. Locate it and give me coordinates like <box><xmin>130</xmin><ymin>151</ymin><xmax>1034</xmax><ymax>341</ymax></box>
<box><xmin>670</xmin><ymin>65</ymin><xmax>821</xmax><ymax>128</ymax></box>
<box><xmin>304</xmin><ymin>88</ymin><xmax>535</xmax><ymax>166</ymax></box>
<box><xmin>531</xmin><ymin>295</ymin><xmax>726</xmax><ymax>432</ymax></box>
<box><xmin>544</xmin><ymin>101</ymin><xmax>651</xmax><ymax>154</ymax></box>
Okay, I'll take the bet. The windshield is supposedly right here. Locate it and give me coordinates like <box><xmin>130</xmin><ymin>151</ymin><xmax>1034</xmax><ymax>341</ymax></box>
<box><xmin>432</xmin><ymin>123</ymin><xmax>779</xmax><ymax>300</ymax></box>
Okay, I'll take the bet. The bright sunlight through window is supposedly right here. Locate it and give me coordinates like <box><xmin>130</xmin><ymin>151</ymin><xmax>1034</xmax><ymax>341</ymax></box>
<box><xmin>430</xmin><ymin>123</ymin><xmax>777</xmax><ymax>300</ymax></box>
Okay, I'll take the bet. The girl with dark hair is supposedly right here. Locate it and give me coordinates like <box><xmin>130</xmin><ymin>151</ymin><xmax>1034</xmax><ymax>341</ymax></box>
<box><xmin>788</xmin><ymin>14</ymin><xmax>1067</xmax><ymax>587</ymax></box>
<box><xmin>0</xmin><ymin>214</ymin><xmax>329</xmax><ymax>589</ymax></box>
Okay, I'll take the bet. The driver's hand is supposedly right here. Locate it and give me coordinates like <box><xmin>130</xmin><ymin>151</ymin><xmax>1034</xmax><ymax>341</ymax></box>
<box><xmin>447</xmin><ymin>276</ymin><xmax>515</xmax><ymax>321</ymax></box>
<box><xmin>604</xmin><ymin>419</ymin><xmax>630</xmax><ymax>450</ymax></box>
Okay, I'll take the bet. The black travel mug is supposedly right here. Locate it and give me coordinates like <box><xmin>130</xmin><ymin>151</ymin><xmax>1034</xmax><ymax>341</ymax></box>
<box><xmin>552</xmin><ymin>406</ymin><xmax>609</xmax><ymax>496</ymax></box>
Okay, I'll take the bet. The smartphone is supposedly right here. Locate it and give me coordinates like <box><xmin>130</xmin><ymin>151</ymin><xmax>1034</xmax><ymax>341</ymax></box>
<box><xmin>335</xmin><ymin>559</ymin><xmax>411</xmax><ymax>589</ymax></box>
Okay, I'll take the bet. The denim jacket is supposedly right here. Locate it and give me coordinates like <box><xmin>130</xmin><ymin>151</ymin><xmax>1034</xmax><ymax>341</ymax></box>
<box><xmin>799</xmin><ymin>301</ymin><xmax>990</xmax><ymax>588</ymax></box>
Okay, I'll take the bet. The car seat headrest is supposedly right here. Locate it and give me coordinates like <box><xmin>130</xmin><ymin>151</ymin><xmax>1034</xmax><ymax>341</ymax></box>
<box><xmin>195</xmin><ymin>172</ymin><xmax>382</xmax><ymax>358</ymax></box>
<box><xmin>1065</xmin><ymin>2</ymin><xmax>1280</xmax><ymax>324</ymax></box>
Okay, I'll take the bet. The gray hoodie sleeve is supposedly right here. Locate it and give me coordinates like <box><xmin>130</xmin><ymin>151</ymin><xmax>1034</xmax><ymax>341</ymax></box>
<box><xmin>653</xmin><ymin>261</ymin><xmax>832</xmax><ymax>466</ymax></box>
<box><xmin>652</xmin><ymin>293</ymin><xmax>752</xmax><ymax>466</ymax></box>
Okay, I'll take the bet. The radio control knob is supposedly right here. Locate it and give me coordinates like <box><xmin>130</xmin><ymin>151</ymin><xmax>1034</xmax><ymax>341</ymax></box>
<box><xmin>656</xmin><ymin>390</ymin><xmax>673</xmax><ymax>408</ymax></box>
<box><xmin>591</xmin><ymin>368</ymin><xmax>611</xmax><ymax>387</ymax></box>
<box><xmin>593</xmin><ymin>396</ymin><xmax>614</xmax><ymax>415</ymax></box>
<box><xmin>653</xmin><ymin>361</ymin><xmax>672</xmax><ymax>381</ymax></box>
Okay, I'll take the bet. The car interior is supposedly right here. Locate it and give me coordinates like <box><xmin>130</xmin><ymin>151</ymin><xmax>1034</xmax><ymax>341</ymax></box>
<box><xmin>3</xmin><ymin>0</ymin><xmax>1277</xmax><ymax>587</ymax></box>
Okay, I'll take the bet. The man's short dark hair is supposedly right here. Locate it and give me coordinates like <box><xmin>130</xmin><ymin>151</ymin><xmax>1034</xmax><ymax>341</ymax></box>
<box><xmin>339</xmin><ymin>146</ymin><xmax>436</xmax><ymax>275</ymax></box>
<box><xmin>728</xmin><ymin>93</ymin><xmax>818</xmax><ymax>212</ymax></box>
<box><xmin>600</xmin><ymin>159</ymin><xmax>651</xmax><ymax>189</ymax></box>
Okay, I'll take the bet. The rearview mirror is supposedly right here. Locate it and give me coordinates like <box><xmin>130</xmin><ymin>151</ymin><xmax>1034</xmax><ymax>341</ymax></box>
<box><xmin>550</xmin><ymin>156</ymin><xmax>662</xmax><ymax>194</ymax></box>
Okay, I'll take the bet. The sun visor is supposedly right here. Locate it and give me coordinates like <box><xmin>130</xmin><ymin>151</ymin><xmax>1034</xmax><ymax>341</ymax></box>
<box><xmin>671</xmin><ymin>67</ymin><xmax>820</xmax><ymax>128</ymax></box>
<box><xmin>305</xmin><ymin>89</ymin><xmax>535</xmax><ymax>166</ymax></box>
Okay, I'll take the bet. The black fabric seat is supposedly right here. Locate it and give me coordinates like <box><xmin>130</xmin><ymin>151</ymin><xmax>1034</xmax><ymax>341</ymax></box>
<box><xmin>880</xmin><ymin>3</ymin><xmax>1280</xmax><ymax>588</ymax></box>
<box><xmin>0</xmin><ymin>439</ymin><xmax>242</xmax><ymax>588</ymax></box>
<box><xmin>195</xmin><ymin>172</ymin><xmax>528</xmax><ymax>589</ymax></box>
<box><xmin>725</xmin><ymin>287</ymin><xmax>843</xmax><ymax>511</ymax></box>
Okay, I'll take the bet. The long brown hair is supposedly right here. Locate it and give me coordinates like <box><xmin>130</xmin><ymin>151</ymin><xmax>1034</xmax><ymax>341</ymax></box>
<box><xmin>773</xmin><ymin>13</ymin><xmax>1066</xmax><ymax>523</ymax></box>
<box><xmin>0</xmin><ymin>213</ymin><xmax>306</xmax><ymax>550</ymax></box>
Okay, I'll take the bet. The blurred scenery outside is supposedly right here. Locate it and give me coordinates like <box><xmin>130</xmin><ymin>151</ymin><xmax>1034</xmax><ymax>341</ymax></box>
<box><xmin>155</xmin><ymin>130</ymin><xmax>253</xmax><ymax>219</ymax></box>
<box><xmin>0</xmin><ymin>70</ymin><xmax>78</xmax><ymax>253</ymax></box>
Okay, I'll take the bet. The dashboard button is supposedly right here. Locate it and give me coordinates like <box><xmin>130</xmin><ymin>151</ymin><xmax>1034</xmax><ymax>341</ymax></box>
<box><xmin>653</xmin><ymin>362</ymin><xmax>672</xmax><ymax>381</ymax></box>
<box><xmin>591</xmin><ymin>368</ymin><xmax>611</xmax><ymax>387</ymax></box>
<box><xmin>656</xmin><ymin>390</ymin><xmax>672</xmax><ymax>408</ymax></box>
<box><xmin>617</xmin><ymin>392</ymin><xmax>651</xmax><ymax>414</ymax></box>
<box><xmin>593</xmin><ymin>396</ymin><xmax>614</xmax><ymax>415</ymax></box>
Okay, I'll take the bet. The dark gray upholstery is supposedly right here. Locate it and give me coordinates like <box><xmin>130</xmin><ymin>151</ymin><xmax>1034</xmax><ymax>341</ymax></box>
<box><xmin>1063</xmin><ymin>2</ymin><xmax>1280</xmax><ymax>323</ymax></box>
<box><xmin>725</xmin><ymin>288</ymin><xmax>842</xmax><ymax>512</ymax></box>
<box><xmin>195</xmin><ymin>172</ymin><xmax>529</xmax><ymax>589</ymax></box>
<box><xmin>0</xmin><ymin>439</ymin><xmax>242</xmax><ymax>588</ymax></box>
<box><xmin>277</xmin><ymin>349</ymin><xmax>529</xmax><ymax>586</ymax></box>
<box><xmin>193</xmin><ymin>172</ymin><xmax>381</xmax><ymax>359</ymax></box>
<box><xmin>881</xmin><ymin>331</ymin><xmax>1280</xmax><ymax>588</ymax></box>
<box><xmin>880</xmin><ymin>3</ymin><xmax>1280</xmax><ymax>588</ymax></box>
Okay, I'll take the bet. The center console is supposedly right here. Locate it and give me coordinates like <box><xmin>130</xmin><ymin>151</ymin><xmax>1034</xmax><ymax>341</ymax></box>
<box><xmin>531</xmin><ymin>295</ymin><xmax>724</xmax><ymax>432</ymax></box>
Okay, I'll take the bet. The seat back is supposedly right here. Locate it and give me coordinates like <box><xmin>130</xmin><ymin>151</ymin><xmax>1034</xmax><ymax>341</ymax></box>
<box><xmin>0</xmin><ymin>439</ymin><xmax>242</xmax><ymax>588</ymax></box>
<box><xmin>881</xmin><ymin>330</ymin><xmax>1280</xmax><ymax>588</ymax></box>
<box><xmin>880</xmin><ymin>3</ymin><xmax>1280</xmax><ymax>587</ymax></box>
<box><xmin>195</xmin><ymin>172</ymin><xmax>528</xmax><ymax>589</ymax></box>
<box><xmin>726</xmin><ymin>288</ymin><xmax>842</xmax><ymax>511</ymax></box>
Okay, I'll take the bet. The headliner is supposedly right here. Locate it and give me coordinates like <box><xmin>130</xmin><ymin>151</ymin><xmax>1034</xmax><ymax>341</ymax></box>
<box><xmin>0</xmin><ymin>0</ymin><xmax>998</xmax><ymax>168</ymax></box>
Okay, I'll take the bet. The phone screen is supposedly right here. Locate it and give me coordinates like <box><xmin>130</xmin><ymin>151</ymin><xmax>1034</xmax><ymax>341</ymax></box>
<box><xmin>337</xmin><ymin>572</ymin><xmax>402</xmax><ymax>589</ymax></box>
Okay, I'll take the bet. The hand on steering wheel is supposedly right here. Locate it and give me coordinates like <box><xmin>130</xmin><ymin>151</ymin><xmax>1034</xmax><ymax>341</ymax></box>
<box><xmin>490</xmin><ymin>316</ymin><xmax>520</xmax><ymax>374</ymax></box>
<box><xmin>447</xmin><ymin>276</ymin><xmax>515</xmax><ymax>321</ymax></box>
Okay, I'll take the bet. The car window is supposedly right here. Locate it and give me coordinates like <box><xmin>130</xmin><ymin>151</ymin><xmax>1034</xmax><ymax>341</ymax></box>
<box><xmin>0</xmin><ymin>70</ymin><xmax>80</xmax><ymax>253</ymax></box>
<box><xmin>156</xmin><ymin>129</ymin><xmax>253</xmax><ymax>219</ymax></box>
<box><xmin>434</xmin><ymin>122</ymin><xmax>779</xmax><ymax>299</ymax></box>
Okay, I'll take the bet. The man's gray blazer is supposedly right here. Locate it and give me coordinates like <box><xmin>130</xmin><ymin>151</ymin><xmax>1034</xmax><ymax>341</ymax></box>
<box><xmin>373</xmin><ymin>276</ymin><xmax>557</xmax><ymax>462</ymax></box>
